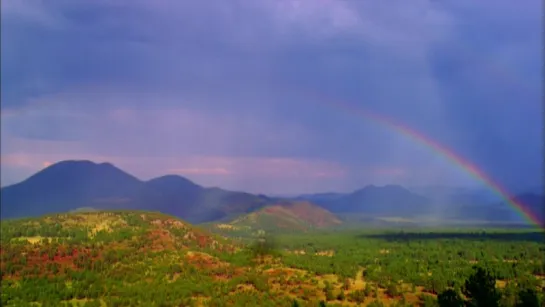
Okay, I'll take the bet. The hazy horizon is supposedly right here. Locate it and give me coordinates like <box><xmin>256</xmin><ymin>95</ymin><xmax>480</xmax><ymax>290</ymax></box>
<box><xmin>1</xmin><ymin>1</ymin><xmax>542</xmax><ymax>195</ymax></box>
<box><xmin>0</xmin><ymin>159</ymin><xmax>537</xmax><ymax>198</ymax></box>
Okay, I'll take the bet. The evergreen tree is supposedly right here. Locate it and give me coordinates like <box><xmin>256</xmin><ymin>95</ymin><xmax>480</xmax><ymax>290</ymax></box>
<box><xmin>463</xmin><ymin>267</ymin><xmax>501</xmax><ymax>307</ymax></box>
<box><xmin>516</xmin><ymin>288</ymin><xmax>540</xmax><ymax>307</ymax></box>
<box><xmin>437</xmin><ymin>289</ymin><xmax>464</xmax><ymax>307</ymax></box>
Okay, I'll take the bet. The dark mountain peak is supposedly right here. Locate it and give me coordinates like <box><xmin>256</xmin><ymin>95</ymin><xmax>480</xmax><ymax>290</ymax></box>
<box><xmin>1</xmin><ymin>160</ymin><xmax>272</xmax><ymax>224</ymax></box>
<box><xmin>43</xmin><ymin>159</ymin><xmax>97</xmax><ymax>170</ymax></box>
<box><xmin>325</xmin><ymin>184</ymin><xmax>430</xmax><ymax>215</ymax></box>
<box><xmin>36</xmin><ymin>160</ymin><xmax>116</xmax><ymax>172</ymax></box>
<box><xmin>351</xmin><ymin>184</ymin><xmax>375</xmax><ymax>193</ymax></box>
<box><xmin>383</xmin><ymin>184</ymin><xmax>407</xmax><ymax>190</ymax></box>
<box><xmin>147</xmin><ymin>174</ymin><xmax>200</xmax><ymax>187</ymax></box>
<box><xmin>146</xmin><ymin>175</ymin><xmax>202</xmax><ymax>196</ymax></box>
<box><xmin>22</xmin><ymin>160</ymin><xmax>140</xmax><ymax>185</ymax></box>
<box><xmin>1</xmin><ymin>160</ymin><xmax>143</xmax><ymax>218</ymax></box>
<box><xmin>97</xmin><ymin>161</ymin><xmax>115</xmax><ymax>168</ymax></box>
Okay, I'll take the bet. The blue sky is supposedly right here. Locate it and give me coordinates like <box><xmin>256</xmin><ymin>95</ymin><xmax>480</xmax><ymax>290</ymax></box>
<box><xmin>1</xmin><ymin>0</ymin><xmax>542</xmax><ymax>194</ymax></box>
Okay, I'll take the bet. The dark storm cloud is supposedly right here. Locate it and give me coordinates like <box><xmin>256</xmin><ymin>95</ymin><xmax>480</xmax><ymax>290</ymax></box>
<box><xmin>1</xmin><ymin>0</ymin><xmax>541</xmax><ymax>193</ymax></box>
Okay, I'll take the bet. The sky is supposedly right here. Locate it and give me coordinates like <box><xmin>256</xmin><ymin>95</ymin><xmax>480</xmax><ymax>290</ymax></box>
<box><xmin>1</xmin><ymin>0</ymin><xmax>543</xmax><ymax>195</ymax></box>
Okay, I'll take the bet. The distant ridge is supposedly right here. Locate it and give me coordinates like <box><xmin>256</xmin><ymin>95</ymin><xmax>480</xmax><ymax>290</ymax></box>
<box><xmin>294</xmin><ymin>192</ymin><xmax>347</xmax><ymax>203</ymax></box>
<box><xmin>313</xmin><ymin>184</ymin><xmax>432</xmax><ymax>216</ymax></box>
<box><xmin>291</xmin><ymin>185</ymin><xmax>543</xmax><ymax>225</ymax></box>
<box><xmin>1</xmin><ymin>160</ymin><xmax>541</xmax><ymax>227</ymax></box>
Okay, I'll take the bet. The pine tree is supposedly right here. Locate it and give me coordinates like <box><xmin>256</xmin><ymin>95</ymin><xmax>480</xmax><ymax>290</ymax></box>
<box><xmin>516</xmin><ymin>288</ymin><xmax>540</xmax><ymax>307</ymax></box>
<box><xmin>462</xmin><ymin>267</ymin><xmax>501</xmax><ymax>307</ymax></box>
<box><xmin>437</xmin><ymin>289</ymin><xmax>464</xmax><ymax>307</ymax></box>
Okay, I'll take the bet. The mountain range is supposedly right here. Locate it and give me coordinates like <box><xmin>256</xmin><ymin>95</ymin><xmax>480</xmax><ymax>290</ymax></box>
<box><xmin>294</xmin><ymin>186</ymin><xmax>544</xmax><ymax>225</ymax></box>
<box><xmin>1</xmin><ymin>160</ymin><xmax>543</xmax><ymax>227</ymax></box>
<box><xmin>0</xmin><ymin>160</ymin><xmax>269</xmax><ymax>223</ymax></box>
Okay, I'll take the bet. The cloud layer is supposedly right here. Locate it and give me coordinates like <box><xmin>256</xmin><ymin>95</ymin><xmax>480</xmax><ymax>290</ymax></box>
<box><xmin>1</xmin><ymin>0</ymin><xmax>542</xmax><ymax>194</ymax></box>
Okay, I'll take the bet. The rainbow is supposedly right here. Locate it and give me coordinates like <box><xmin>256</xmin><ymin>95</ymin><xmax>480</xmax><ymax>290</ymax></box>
<box><xmin>304</xmin><ymin>92</ymin><xmax>543</xmax><ymax>229</ymax></box>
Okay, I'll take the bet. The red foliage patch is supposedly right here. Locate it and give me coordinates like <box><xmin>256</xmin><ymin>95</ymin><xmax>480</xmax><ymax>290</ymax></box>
<box><xmin>146</xmin><ymin>229</ymin><xmax>176</xmax><ymax>251</ymax></box>
<box><xmin>2</xmin><ymin>245</ymin><xmax>104</xmax><ymax>279</ymax></box>
<box><xmin>195</xmin><ymin>234</ymin><xmax>211</xmax><ymax>248</ymax></box>
<box><xmin>33</xmin><ymin>247</ymin><xmax>101</xmax><ymax>266</ymax></box>
<box><xmin>186</xmin><ymin>252</ymin><xmax>229</xmax><ymax>270</ymax></box>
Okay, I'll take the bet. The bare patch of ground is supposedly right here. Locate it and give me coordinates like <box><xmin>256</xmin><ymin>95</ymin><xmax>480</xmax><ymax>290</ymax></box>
<box><xmin>315</xmin><ymin>250</ymin><xmax>335</xmax><ymax>257</ymax></box>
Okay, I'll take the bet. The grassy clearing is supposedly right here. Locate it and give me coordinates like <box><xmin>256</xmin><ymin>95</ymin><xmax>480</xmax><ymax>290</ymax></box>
<box><xmin>13</xmin><ymin>236</ymin><xmax>54</xmax><ymax>244</ymax></box>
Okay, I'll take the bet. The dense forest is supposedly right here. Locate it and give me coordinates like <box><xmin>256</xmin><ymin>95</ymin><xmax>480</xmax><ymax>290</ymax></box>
<box><xmin>1</xmin><ymin>211</ymin><xmax>543</xmax><ymax>306</ymax></box>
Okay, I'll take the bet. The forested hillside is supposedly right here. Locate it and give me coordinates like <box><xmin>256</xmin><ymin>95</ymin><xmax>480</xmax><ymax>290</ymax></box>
<box><xmin>1</xmin><ymin>211</ymin><xmax>543</xmax><ymax>306</ymax></box>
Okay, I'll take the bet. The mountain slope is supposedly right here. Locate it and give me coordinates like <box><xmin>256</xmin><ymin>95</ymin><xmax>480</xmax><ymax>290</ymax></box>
<box><xmin>223</xmin><ymin>200</ymin><xmax>342</xmax><ymax>232</ymax></box>
<box><xmin>305</xmin><ymin>185</ymin><xmax>543</xmax><ymax>225</ymax></box>
<box><xmin>319</xmin><ymin>185</ymin><xmax>432</xmax><ymax>216</ymax></box>
<box><xmin>0</xmin><ymin>161</ymin><xmax>147</xmax><ymax>218</ymax></box>
<box><xmin>0</xmin><ymin>160</ymin><xmax>270</xmax><ymax>223</ymax></box>
<box><xmin>294</xmin><ymin>192</ymin><xmax>347</xmax><ymax>203</ymax></box>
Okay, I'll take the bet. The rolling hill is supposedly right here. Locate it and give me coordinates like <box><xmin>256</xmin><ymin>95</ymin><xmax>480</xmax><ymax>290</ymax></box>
<box><xmin>218</xmin><ymin>200</ymin><xmax>343</xmax><ymax>233</ymax></box>
<box><xmin>0</xmin><ymin>210</ymin><xmax>246</xmax><ymax>306</ymax></box>
<box><xmin>0</xmin><ymin>160</ymin><xmax>270</xmax><ymax>224</ymax></box>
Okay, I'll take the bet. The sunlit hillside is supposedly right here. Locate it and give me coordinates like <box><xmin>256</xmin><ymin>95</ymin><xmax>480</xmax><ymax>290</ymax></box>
<box><xmin>2</xmin><ymin>211</ymin><xmax>544</xmax><ymax>306</ymax></box>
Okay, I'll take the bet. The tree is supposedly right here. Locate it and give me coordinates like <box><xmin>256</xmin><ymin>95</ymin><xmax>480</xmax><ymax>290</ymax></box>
<box><xmin>250</xmin><ymin>234</ymin><xmax>278</xmax><ymax>264</ymax></box>
<box><xmin>349</xmin><ymin>289</ymin><xmax>366</xmax><ymax>304</ymax></box>
<box><xmin>357</xmin><ymin>283</ymin><xmax>369</xmax><ymax>298</ymax></box>
<box><xmin>386</xmin><ymin>283</ymin><xmax>400</xmax><ymax>297</ymax></box>
<box><xmin>323</xmin><ymin>282</ymin><xmax>335</xmax><ymax>301</ymax></box>
<box><xmin>437</xmin><ymin>289</ymin><xmax>464</xmax><ymax>307</ymax></box>
<box><xmin>292</xmin><ymin>299</ymin><xmax>300</xmax><ymax>307</ymax></box>
<box><xmin>462</xmin><ymin>267</ymin><xmax>501</xmax><ymax>307</ymax></box>
<box><xmin>516</xmin><ymin>288</ymin><xmax>540</xmax><ymax>307</ymax></box>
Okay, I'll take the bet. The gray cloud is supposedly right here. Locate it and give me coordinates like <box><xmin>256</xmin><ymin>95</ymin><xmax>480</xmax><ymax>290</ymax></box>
<box><xmin>1</xmin><ymin>0</ymin><xmax>541</xmax><ymax>193</ymax></box>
